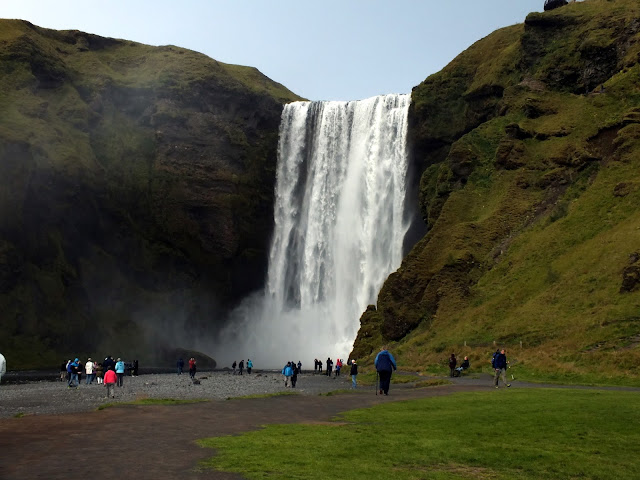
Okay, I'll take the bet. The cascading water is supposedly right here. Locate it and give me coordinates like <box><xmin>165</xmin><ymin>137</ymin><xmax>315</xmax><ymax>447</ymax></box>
<box><xmin>216</xmin><ymin>94</ymin><xmax>411</xmax><ymax>367</ymax></box>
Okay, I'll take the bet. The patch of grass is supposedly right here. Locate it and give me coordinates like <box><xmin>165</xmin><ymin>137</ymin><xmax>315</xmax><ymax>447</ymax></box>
<box><xmin>199</xmin><ymin>389</ymin><xmax>640</xmax><ymax>479</ymax></box>
<box><xmin>229</xmin><ymin>391</ymin><xmax>299</xmax><ymax>400</ymax></box>
<box><xmin>13</xmin><ymin>412</ymin><xmax>27</xmax><ymax>418</ymax></box>
<box><xmin>318</xmin><ymin>389</ymin><xmax>355</xmax><ymax>396</ymax></box>
<box><xmin>96</xmin><ymin>398</ymin><xmax>207</xmax><ymax>410</ymax></box>
<box><xmin>412</xmin><ymin>379</ymin><xmax>452</xmax><ymax>388</ymax></box>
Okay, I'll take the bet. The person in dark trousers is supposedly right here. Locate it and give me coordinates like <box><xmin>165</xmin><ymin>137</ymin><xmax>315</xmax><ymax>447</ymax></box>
<box><xmin>177</xmin><ymin>357</ymin><xmax>184</xmax><ymax>375</ymax></box>
<box><xmin>297</xmin><ymin>361</ymin><xmax>302</xmax><ymax>374</ymax></box>
<box><xmin>350</xmin><ymin>360</ymin><xmax>358</xmax><ymax>389</ymax></box>
<box><xmin>326</xmin><ymin>357</ymin><xmax>333</xmax><ymax>376</ymax></box>
<box><xmin>189</xmin><ymin>357</ymin><xmax>197</xmax><ymax>379</ymax></box>
<box><xmin>493</xmin><ymin>349</ymin><xmax>511</xmax><ymax>388</ymax></box>
<box><xmin>132</xmin><ymin>360</ymin><xmax>139</xmax><ymax>376</ymax></box>
<box><xmin>238</xmin><ymin>359</ymin><xmax>244</xmax><ymax>375</ymax></box>
<box><xmin>247</xmin><ymin>359</ymin><xmax>253</xmax><ymax>374</ymax></box>
<box><xmin>314</xmin><ymin>359</ymin><xmax>318</xmax><ymax>373</ymax></box>
<box><xmin>291</xmin><ymin>364</ymin><xmax>298</xmax><ymax>388</ymax></box>
<box><xmin>374</xmin><ymin>346</ymin><xmax>397</xmax><ymax>395</ymax></box>
<box><xmin>449</xmin><ymin>353</ymin><xmax>457</xmax><ymax>377</ymax></box>
<box><xmin>318</xmin><ymin>360</ymin><xmax>323</xmax><ymax>374</ymax></box>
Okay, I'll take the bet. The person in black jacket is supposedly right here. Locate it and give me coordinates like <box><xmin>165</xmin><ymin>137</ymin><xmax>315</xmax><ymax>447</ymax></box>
<box><xmin>448</xmin><ymin>353</ymin><xmax>457</xmax><ymax>377</ymax></box>
<box><xmin>350</xmin><ymin>360</ymin><xmax>358</xmax><ymax>389</ymax></box>
<box><xmin>493</xmin><ymin>349</ymin><xmax>511</xmax><ymax>388</ymax></box>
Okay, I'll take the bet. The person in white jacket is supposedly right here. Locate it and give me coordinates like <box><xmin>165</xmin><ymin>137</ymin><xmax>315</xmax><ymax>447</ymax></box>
<box><xmin>0</xmin><ymin>353</ymin><xmax>6</xmax><ymax>384</ymax></box>
<box><xmin>85</xmin><ymin>358</ymin><xmax>95</xmax><ymax>385</ymax></box>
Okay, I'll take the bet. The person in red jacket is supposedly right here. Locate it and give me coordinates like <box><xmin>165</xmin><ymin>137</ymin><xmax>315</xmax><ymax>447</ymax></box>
<box><xmin>104</xmin><ymin>368</ymin><xmax>117</xmax><ymax>398</ymax></box>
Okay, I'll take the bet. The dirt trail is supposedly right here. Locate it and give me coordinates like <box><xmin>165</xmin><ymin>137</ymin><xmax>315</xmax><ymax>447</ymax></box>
<box><xmin>0</xmin><ymin>383</ymin><xmax>486</xmax><ymax>480</ymax></box>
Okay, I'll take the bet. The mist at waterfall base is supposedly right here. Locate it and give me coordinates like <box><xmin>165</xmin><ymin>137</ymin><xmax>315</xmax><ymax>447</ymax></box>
<box><xmin>213</xmin><ymin>94</ymin><xmax>411</xmax><ymax>369</ymax></box>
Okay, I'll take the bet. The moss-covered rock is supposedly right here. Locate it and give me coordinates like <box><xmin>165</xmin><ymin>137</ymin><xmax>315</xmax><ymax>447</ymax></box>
<box><xmin>354</xmin><ymin>0</ymin><xmax>640</xmax><ymax>383</ymax></box>
<box><xmin>0</xmin><ymin>20</ymin><xmax>302</xmax><ymax>368</ymax></box>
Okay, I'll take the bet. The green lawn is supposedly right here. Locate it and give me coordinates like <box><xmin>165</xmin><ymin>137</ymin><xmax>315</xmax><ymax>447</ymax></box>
<box><xmin>199</xmin><ymin>389</ymin><xmax>640</xmax><ymax>479</ymax></box>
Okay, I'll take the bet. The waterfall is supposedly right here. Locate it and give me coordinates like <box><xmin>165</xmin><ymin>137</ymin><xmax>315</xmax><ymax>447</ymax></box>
<box><xmin>216</xmin><ymin>94</ymin><xmax>411</xmax><ymax>367</ymax></box>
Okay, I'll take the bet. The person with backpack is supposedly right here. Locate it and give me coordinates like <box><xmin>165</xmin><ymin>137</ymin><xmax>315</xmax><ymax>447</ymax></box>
<box><xmin>374</xmin><ymin>346</ymin><xmax>397</xmax><ymax>395</ymax></box>
<box><xmin>247</xmin><ymin>359</ymin><xmax>253</xmax><ymax>374</ymax></box>
<box><xmin>238</xmin><ymin>359</ymin><xmax>244</xmax><ymax>375</ymax></box>
<box><xmin>67</xmin><ymin>358</ymin><xmax>80</xmax><ymax>388</ymax></box>
<box><xmin>282</xmin><ymin>362</ymin><xmax>293</xmax><ymax>387</ymax></box>
<box><xmin>493</xmin><ymin>349</ymin><xmax>511</xmax><ymax>388</ymax></box>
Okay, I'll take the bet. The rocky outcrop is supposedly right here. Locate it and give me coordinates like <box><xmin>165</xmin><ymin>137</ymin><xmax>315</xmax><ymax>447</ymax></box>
<box><xmin>0</xmin><ymin>20</ymin><xmax>302</xmax><ymax>367</ymax></box>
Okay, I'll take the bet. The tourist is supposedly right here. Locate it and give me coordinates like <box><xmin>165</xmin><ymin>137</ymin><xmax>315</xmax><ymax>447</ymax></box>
<box><xmin>85</xmin><ymin>357</ymin><xmax>95</xmax><ymax>385</ymax></box>
<box><xmin>95</xmin><ymin>362</ymin><xmax>104</xmax><ymax>384</ymax></box>
<box><xmin>67</xmin><ymin>358</ymin><xmax>80</xmax><ymax>388</ymax></box>
<box><xmin>115</xmin><ymin>358</ymin><xmax>125</xmax><ymax>387</ymax></box>
<box><xmin>350</xmin><ymin>360</ymin><xmax>358</xmax><ymax>389</ymax></box>
<box><xmin>335</xmin><ymin>358</ymin><xmax>342</xmax><ymax>377</ymax></box>
<box><xmin>247</xmin><ymin>359</ymin><xmax>253</xmax><ymax>374</ymax></box>
<box><xmin>282</xmin><ymin>362</ymin><xmax>293</xmax><ymax>387</ymax></box>
<box><xmin>374</xmin><ymin>346</ymin><xmax>397</xmax><ymax>396</ymax></box>
<box><xmin>104</xmin><ymin>367</ymin><xmax>117</xmax><ymax>398</ymax></box>
<box><xmin>177</xmin><ymin>357</ymin><xmax>184</xmax><ymax>375</ymax></box>
<box><xmin>238</xmin><ymin>359</ymin><xmax>244</xmax><ymax>375</ymax></box>
<box><xmin>0</xmin><ymin>353</ymin><xmax>5</xmax><ymax>384</ymax></box>
<box><xmin>291</xmin><ymin>363</ymin><xmax>298</xmax><ymax>388</ymax></box>
<box><xmin>297</xmin><ymin>360</ymin><xmax>302</xmax><ymax>373</ymax></box>
<box><xmin>314</xmin><ymin>358</ymin><xmax>318</xmax><ymax>373</ymax></box>
<box><xmin>189</xmin><ymin>357</ymin><xmax>197</xmax><ymax>379</ymax></box>
<box><xmin>60</xmin><ymin>360</ymin><xmax>67</xmax><ymax>381</ymax></box>
<box><xmin>318</xmin><ymin>359</ymin><xmax>323</xmax><ymax>373</ymax></box>
<box><xmin>493</xmin><ymin>349</ymin><xmax>511</xmax><ymax>388</ymax></box>
<box><xmin>326</xmin><ymin>357</ymin><xmax>333</xmax><ymax>377</ymax></box>
<box><xmin>449</xmin><ymin>353</ymin><xmax>457</xmax><ymax>377</ymax></box>
<box><xmin>132</xmin><ymin>359</ymin><xmax>139</xmax><ymax>376</ymax></box>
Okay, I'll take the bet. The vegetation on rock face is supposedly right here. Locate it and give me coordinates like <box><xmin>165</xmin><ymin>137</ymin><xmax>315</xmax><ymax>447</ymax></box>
<box><xmin>0</xmin><ymin>20</ymin><xmax>302</xmax><ymax>367</ymax></box>
<box><xmin>353</xmin><ymin>0</ymin><xmax>640</xmax><ymax>384</ymax></box>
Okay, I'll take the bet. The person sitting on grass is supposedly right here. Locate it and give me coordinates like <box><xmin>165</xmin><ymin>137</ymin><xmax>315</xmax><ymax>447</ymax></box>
<box><xmin>455</xmin><ymin>356</ymin><xmax>470</xmax><ymax>375</ymax></box>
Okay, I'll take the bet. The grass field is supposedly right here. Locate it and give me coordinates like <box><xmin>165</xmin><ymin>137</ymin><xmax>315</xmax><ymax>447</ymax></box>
<box><xmin>199</xmin><ymin>389</ymin><xmax>640</xmax><ymax>479</ymax></box>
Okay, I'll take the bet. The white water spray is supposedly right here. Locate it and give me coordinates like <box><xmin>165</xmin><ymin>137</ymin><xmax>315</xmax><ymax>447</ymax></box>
<box><xmin>216</xmin><ymin>94</ymin><xmax>411</xmax><ymax>368</ymax></box>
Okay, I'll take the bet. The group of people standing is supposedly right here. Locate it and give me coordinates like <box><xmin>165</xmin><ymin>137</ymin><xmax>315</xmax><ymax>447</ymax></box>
<box><xmin>62</xmin><ymin>356</ymin><xmax>133</xmax><ymax>397</ymax></box>
<box><xmin>313</xmin><ymin>357</ymin><xmax>346</xmax><ymax>376</ymax></box>
<box><xmin>230</xmin><ymin>359</ymin><xmax>253</xmax><ymax>375</ymax></box>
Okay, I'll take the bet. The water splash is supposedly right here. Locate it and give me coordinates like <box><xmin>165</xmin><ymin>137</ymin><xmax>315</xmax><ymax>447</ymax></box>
<box><xmin>215</xmin><ymin>94</ymin><xmax>411</xmax><ymax>368</ymax></box>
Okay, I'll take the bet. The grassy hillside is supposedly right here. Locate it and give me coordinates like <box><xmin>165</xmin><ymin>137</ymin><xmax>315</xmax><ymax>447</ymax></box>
<box><xmin>0</xmin><ymin>20</ymin><xmax>302</xmax><ymax>368</ymax></box>
<box><xmin>353</xmin><ymin>0</ymin><xmax>640</xmax><ymax>385</ymax></box>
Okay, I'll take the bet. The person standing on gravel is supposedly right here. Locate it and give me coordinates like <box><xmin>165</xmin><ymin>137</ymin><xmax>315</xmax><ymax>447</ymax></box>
<box><xmin>291</xmin><ymin>363</ymin><xmax>298</xmax><ymax>388</ymax></box>
<box><xmin>68</xmin><ymin>358</ymin><xmax>80</xmax><ymax>388</ymax></box>
<box><xmin>297</xmin><ymin>361</ymin><xmax>302</xmax><ymax>373</ymax></box>
<box><xmin>189</xmin><ymin>357</ymin><xmax>197</xmax><ymax>379</ymax></box>
<box><xmin>115</xmin><ymin>358</ymin><xmax>125</xmax><ymax>387</ymax></box>
<box><xmin>85</xmin><ymin>358</ymin><xmax>95</xmax><ymax>385</ymax></box>
<box><xmin>247</xmin><ymin>359</ymin><xmax>253</xmax><ymax>374</ymax></box>
<box><xmin>350</xmin><ymin>360</ymin><xmax>358</xmax><ymax>389</ymax></box>
<box><xmin>238</xmin><ymin>359</ymin><xmax>244</xmax><ymax>375</ymax></box>
<box><xmin>96</xmin><ymin>362</ymin><xmax>104</xmax><ymax>384</ymax></box>
<box><xmin>493</xmin><ymin>349</ymin><xmax>511</xmax><ymax>388</ymax></box>
<box><xmin>177</xmin><ymin>357</ymin><xmax>184</xmax><ymax>375</ymax></box>
<box><xmin>318</xmin><ymin>359</ymin><xmax>322</xmax><ymax>374</ymax></box>
<box><xmin>282</xmin><ymin>362</ymin><xmax>293</xmax><ymax>387</ymax></box>
<box><xmin>375</xmin><ymin>346</ymin><xmax>397</xmax><ymax>396</ymax></box>
<box><xmin>104</xmin><ymin>367</ymin><xmax>117</xmax><ymax>398</ymax></box>
<box><xmin>326</xmin><ymin>357</ymin><xmax>333</xmax><ymax>377</ymax></box>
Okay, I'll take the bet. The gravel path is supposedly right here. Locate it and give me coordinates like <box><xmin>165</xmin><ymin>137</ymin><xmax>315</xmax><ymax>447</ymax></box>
<box><xmin>0</xmin><ymin>370</ymin><xmax>354</xmax><ymax>418</ymax></box>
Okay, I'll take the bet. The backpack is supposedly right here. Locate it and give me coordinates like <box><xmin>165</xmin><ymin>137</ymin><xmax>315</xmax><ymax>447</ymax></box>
<box><xmin>491</xmin><ymin>351</ymin><xmax>499</xmax><ymax>369</ymax></box>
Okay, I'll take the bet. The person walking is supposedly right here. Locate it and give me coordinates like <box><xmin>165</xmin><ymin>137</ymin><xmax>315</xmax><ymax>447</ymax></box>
<box><xmin>350</xmin><ymin>360</ymin><xmax>358</xmax><ymax>389</ymax></box>
<box><xmin>318</xmin><ymin>359</ymin><xmax>323</xmax><ymax>374</ymax></box>
<box><xmin>238</xmin><ymin>359</ymin><xmax>244</xmax><ymax>375</ymax></box>
<box><xmin>85</xmin><ymin>358</ymin><xmax>95</xmax><ymax>385</ymax></box>
<box><xmin>493</xmin><ymin>349</ymin><xmax>511</xmax><ymax>388</ymax></box>
<box><xmin>282</xmin><ymin>362</ymin><xmax>293</xmax><ymax>387</ymax></box>
<box><xmin>177</xmin><ymin>357</ymin><xmax>184</xmax><ymax>375</ymax></box>
<box><xmin>374</xmin><ymin>346</ymin><xmax>397</xmax><ymax>395</ymax></box>
<box><xmin>115</xmin><ymin>358</ymin><xmax>125</xmax><ymax>387</ymax></box>
<box><xmin>104</xmin><ymin>367</ymin><xmax>117</xmax><ymax>398</ymax></box>
<box><xmin>291</xmin><ymin>363</ymin><xmax>298</xmax><ymax>388</ymax></box>
<box><xmin>449</xmin><ymin>353</ymin><xmax>457</xmax><ymax>377</ymax></box>
<box><xmin>247</xmin><ymin>359</ymin><xmax>253</xmax><ymax>374</ymax></box>
<box><xmin>67</xmin><ymin>358</ymin><xmax>80</xmax><ymax>388</ymax></box>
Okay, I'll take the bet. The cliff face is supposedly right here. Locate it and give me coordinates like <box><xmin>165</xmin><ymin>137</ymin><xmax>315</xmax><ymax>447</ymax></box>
<box><xmin>0</xmin><ymin>20</ymin><xmax>302</xmax><ymax>367</ymax></box>
<box><xmin>353</xmin><ymin>0</ymin><xmax>640</xmax><ymax>383</ymax></box>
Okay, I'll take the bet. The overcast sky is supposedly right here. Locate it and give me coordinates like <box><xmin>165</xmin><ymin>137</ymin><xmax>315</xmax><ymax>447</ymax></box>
<box><xmin>2</xmin><ymin>1</ymin><xmax>544</xmax><ymax>101</ymax></box>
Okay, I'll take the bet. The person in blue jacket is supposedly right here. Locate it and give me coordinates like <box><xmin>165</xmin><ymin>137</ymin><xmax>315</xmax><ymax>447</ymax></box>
<box><xmin>282</xmin><ymin>362</ymin><xmax>294</xmax><ymax>387</ymax></box>
<box><xmin>115</xmin><ymin>358</ymin><xmax>125</xmax><ymax>387</ymax></box>
<box><xmin>374</xmin><ymin>346</ymin><xmax>397</xmax><ymax>395</ymax></box>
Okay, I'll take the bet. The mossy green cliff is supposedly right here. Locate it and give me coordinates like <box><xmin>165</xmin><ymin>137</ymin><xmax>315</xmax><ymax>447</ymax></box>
<box><xmin>352</xmin><ymin>0</ymin><xmax>640</xmax><ymax>384</ymax></box>
<box><xmin>0</xmin><ymin>20</ymin><xmax>302</xmax><ymax>367</ymax></box>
